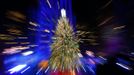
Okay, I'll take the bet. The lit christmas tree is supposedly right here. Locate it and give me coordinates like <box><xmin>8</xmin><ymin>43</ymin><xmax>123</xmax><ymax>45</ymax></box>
<box><xmin>49</xmin><ymin>9</ymin><xmax>82</xmax><ymax>73</ymax></box>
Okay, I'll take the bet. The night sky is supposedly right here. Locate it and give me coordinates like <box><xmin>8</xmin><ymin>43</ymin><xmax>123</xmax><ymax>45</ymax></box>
<box><xmin>0</xmin><ymin>0</ymin><xmax>134</xmax><ymax>36</ymax></box>
<box><xmin>72</xmin><ymin>0</ymin><xmax>112</xmax><ymax>24</ymax></box>
<box><xmin>0</xmin><ymin>0</ymin><xmax>111</xmax><ymax>25</ymax></box>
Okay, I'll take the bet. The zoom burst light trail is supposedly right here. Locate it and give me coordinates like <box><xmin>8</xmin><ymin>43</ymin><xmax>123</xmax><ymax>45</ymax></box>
<box><xmin>33</xmin><ymin>0</ymin><xmax>75</xmax><ymax>62</ymax></box>
<box><xmin>8</xmin><ymin>64</ymin><xmax>27</xmax><ymax>74</ymax></box>
<box><xmin>21</xmin><ymin>51</ymin><xmax>34</xmax><ymax>56</ymax></box>
<box><xmin>27</xmin><ymin>0</ymin><xmax>96</xmax><ymax>75</ymax></box>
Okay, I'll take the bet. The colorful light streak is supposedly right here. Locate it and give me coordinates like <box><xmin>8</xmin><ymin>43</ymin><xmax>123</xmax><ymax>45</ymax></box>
<box><xmin>2</xmin><ymin>46</ymin><xmax>30</xmax><ymax>54</ymax></box>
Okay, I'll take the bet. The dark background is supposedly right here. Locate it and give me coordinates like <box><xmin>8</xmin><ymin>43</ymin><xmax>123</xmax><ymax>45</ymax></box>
<box><xmin>0</xmin><ymin>0</ymin><xmax>134</xmax><ymax>75</ymax></box>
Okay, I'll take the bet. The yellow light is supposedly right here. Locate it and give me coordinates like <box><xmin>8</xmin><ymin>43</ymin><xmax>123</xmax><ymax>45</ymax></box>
<box><xmin>5</xmin><ymin>42</ymin><xmax>18</xmax><ymax>44</ymax></box>
<box><xmin>20</xmin><ymin>42</ymin><xmax>30</xmax><ymax>44</ymax></box>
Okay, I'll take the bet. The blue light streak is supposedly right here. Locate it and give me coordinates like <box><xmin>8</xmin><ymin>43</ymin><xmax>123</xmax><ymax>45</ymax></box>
<box><xmin>4</xmin><ymin>0</ymin><xmax>82</xmax><ymax>75</ymax></box>
<box><xmin>33</xmin><ymin>0</ymin><xmax>75</xmax><ymax>60</ymax></box>
<box><xmin>21</xmin><ymin>66</ymin><xmax>31</xmax><ymax>74</ymax></box>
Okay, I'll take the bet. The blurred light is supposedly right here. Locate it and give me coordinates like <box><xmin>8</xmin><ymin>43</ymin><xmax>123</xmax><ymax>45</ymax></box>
<box><xmin>22</xmin><ymin>51</ymin><xmax>34</xmax><ymax>56</ymax></box>
<box><xmin>78</xmin><ymin>53</ymin><xmax>83</xmax><ymax>57</ymax></box>
<box><xmin>54</xmin><ymin>66</ymin><xmax>57</xmax><ymax>72</ymax></box>
<box><xmin>76</xmin><ymin>67</ymin><xmax>79</xmax><ymax>72</ymax></box>
<box><xmin>3</xmin><ymin>47</ymin><xmax>20</xmax><ymax>54</ymax></box>
<box><xmin>47</xmin><ymin>0</ymin><xmax>52</xmax><ymax>8</ymax></box>
<box><xmin>116</xmin><ymin>63</ymin><xmax>132</xmax><ymax>70</ymax></box>
<box><xmin>36</xmin><ymin>68</ymin><xmax>43</xmax><ymax>75</ymax></box>
<box><xmin>100</xmin><ymin>0</ymin><xmax>112</xmax><ymax>9</ymax></box>
<box><xmin>131</xmin><ymin>52</ymin><xmax>134</xmax><ymax>55</ymax></box>
<box><xmin>18</xmin><ymin>37</ymin><xmax>28</xmax><ymax>39</ymax></box>
<box><xmin>45</xmin><ymin>66</ymin><xmax>49</xmax><ymax>73</ymax></box>
<box><xmin>20</xmin><ymin>42</ymin><xmax>30</xmax><ymax>44</ymax></box>
<box><xmin>41</xmin><ymin>35</ymin><xmax>47</xmax><ymax>37</ymax></box>
<box><xmin>28</xmin><ymin>28</ymin><xmax>37</xmax><ymax>31</ymax></box>
<box><xmin>7</xmin><ymin>29</ymin><xmax>22</xmax><ymax>35</ymax></box>
<box><xmin>6</xmin><ymin>11</ymin><xmax>26</xmax><ymax>22</ymax></box>
<box><xmin>130</xmin><ymin>58</ymin><xmax>134</xmax><ymax>61</ymax></box>
<box><xmin>44</xmin><ymin>29</ymin><xmax>50</xmax><ymax>33</ymax></box>
<box><xmin>88</xmin><ymin>59</ymin><xmax>95</xmax><ymax>64</ymax></box>
<box><xmin>39</xmin><ymin>60</ymin><xmax>48</xmax><ymax>69</ymax></box>
<box><xmin>0</xmin><ymin>34</ymin><xmax>15</xmax><ymax>40</ymax></box>
<box><xmin>57</xmin><ymin>1</ymin><xmax>60</xmax><ymax>9</ymax></box>
<box><xmin>61</xmin><ymin>9</ymin><xmax>66</xmax><ymax>17</ymax></box>
<box><xmin>29</xmin><ymin>22</ymin><xmax>38</xmax><ymax>27</ymax></box>
<box><xmin>41</xmin><ymin>41</ymin><xmax>50</xmax><ymax>43</ymax></box>
<box><xmin>98</xmin><ymin>16</ymin><xmax>113</xmax><ymax>26</ymax></box>
<box><xmin>52</xmin><ymin>37</ymin><xmax>56</xmax><ymax>40</ymax></box>
<box><xmin>71</xmin><ymin>70</ymin><xmax>76</xmax><ymax>75</ymax></box>
<box><xmin>113</xmin><ymin>25</ymin><xmax>125</xmax><ymax>30</ymax></box>
<box><xmin>2</xmin><ymin>49</ymin><xmax>20</xmax><ymax>54</ymax></box>
<box><xmin>11</xmin><ymin>46</ymin><xmax>29</xmax><ymax>50</ymax></box>
<box><xmin>8</xmin><ymin>46</ymin><xmax>30</xmax><ymax>50</ymax></box>
<box><xmin>99</xmin><ymin>56</ymin><xmax>107</xmax><ymax>60</ymax></box>
<box><xmin>86</xmin><ymin>51</ymin><xmax>94</xmax><ymax>57</ymax></box>
<box><xmin>94</xmin><ymin>57</ymin><xmax>107</xmax><ymax>65</ymax></box>
<box><xmin>28</xmin><ymin>45</ymin><xmax>38</xmax><ymax>47</ymax></box>
<box><xmin>21</xmin><ymin>66</ymin><xmax>30</xmax><ymax>74</ymax></box>
<box><xmin>0</xmin><ymin>34</ymin><xmax>8</xmax><ymax>36</ymax></box>
<box><xmin>5</xmin><ymin>42</ymin><xmax>18</xmax><ymax>44</ymax></box>
<box><xmin>2</xmin><ymin>46</ymin><xmax>30</xmax><ymax>54</ymax></box>
<box><xmin>8</xmin><ymin>64</ymin><xmax>27</xmax><ymax>74</ymax></box>
<box><xmin>81</xmin><ymin>65</ymin><xmax>86</xmax><ymax>72</ymax></box>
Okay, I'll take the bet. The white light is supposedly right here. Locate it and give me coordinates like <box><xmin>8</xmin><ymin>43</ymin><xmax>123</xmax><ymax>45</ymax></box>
<box><xmin>116</xmin><ymin>63</ymin><xmax>132</xmax><ymax>70</ymax></box>
<box><xmin>99</xmin><ymin>56</ymin><xmax>107</xmax><ymax>60</ymax></box>
<box><xmin>131</xmin><ymin>52</ymin><xmax>134</xmax><ymax>55</ymax></box>
<box><xmin>45</xmin><ymin>66</ymin><xmax>49</xmax><ymax>73</ymax></box>
<box><xmin>44</xmin><ymin>29</ymin><xmax>50</xmax><ymax>33</ymax></box>
<box><xmin>28</xmin><ymin>45</ymin><xmax>38</xmax><ymax>47</ymax></box>
<box><xmin>21</xmin><ymin>66</ymin><xmax>30</xmax><ymax>74</ymax></box>
<box><xmin>36</xmin><ymin>68</ymin><xmax>43</xmax><ymax>75</ymax></box>
<box><xmin>54</xmin><ymin>67</ymin><xmax>57</xmax><ymax>72</ymax></box>
<box><xmin>78</xmin><ymin>53</ymin><xmax>83</xmax><ymax>57</ymax></box>
<box><xmin>113</xmin><ymin>25</ymin><xmax>125</xmax><ymax>30</ymax></box>
<box><xmin>47</xmin><ymin>0</ymin><xmax>52</xmax><ymax>8</ymax></box>
<box><xmin>61</xmin><ymin>9</ymin><xmax>66</xmax><ymax>17</ymax></box>
<box><xmin>76</xmin><ymin>67</ymin><xmax>79</xmax><ymax>72</ymax></box>
<box><xmin>29</xmin><ymin>22</ymin><xmax>38</xmax><ymax>26</ymax></box>
<box><xmin>8</xmin><ymin>64</ymin><xmax>27</xmax><ymax>74</ymax></box>
<box><xmin>81</xmin><ymin>65</ymin><xmax>86</xmax><ymax>72</ymax></box>
<box><xmin>22</xmin><ymin>51</ymin><xmax>34</xmax><ymax>56</ymax></box>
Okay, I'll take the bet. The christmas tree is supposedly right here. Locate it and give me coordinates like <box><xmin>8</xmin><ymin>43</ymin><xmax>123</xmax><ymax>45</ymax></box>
<box><xmin>49</xmin><ymin>9</ymin><xmax>82</xmax><ymax>72</ymax></box>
